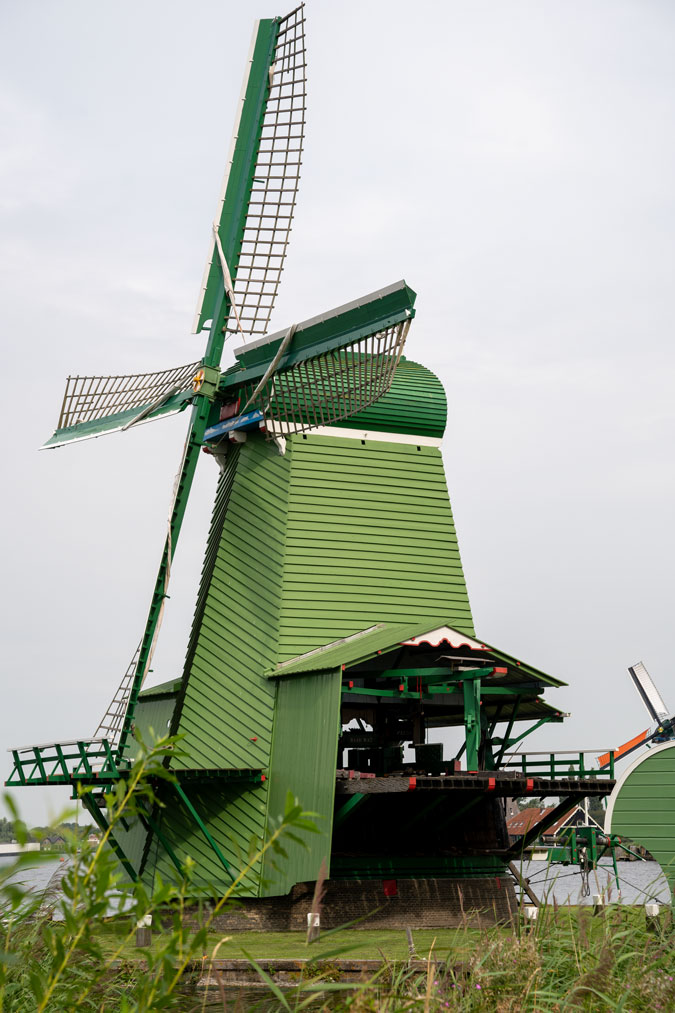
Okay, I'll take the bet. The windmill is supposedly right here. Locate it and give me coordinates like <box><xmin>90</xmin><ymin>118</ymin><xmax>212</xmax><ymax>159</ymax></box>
<box><xmin>598</xmin><ymin>662</ymin><xmax>675</xmax><ymax>770</ymax></box>
<box><xmin>6</xmin><ymin>6</ymin><xmax>610</xmax><ymax>919</ymax></box>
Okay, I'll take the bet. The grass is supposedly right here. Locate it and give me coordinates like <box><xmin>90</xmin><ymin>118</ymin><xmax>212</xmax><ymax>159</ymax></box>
<box><xmin>88</xmin><ymin>906</ymin><xmax>675</xmax><ymax>1011</ymax></box>
<box><xmin>96</xmin><ymin>923</ymin><xmax>483</xmax><ymax>961</ymax></box>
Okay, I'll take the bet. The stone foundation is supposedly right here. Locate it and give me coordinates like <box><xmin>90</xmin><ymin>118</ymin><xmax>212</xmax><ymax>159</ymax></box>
<box><xmin>180</xmin><ymin>876</ymin><xmax>516</xmax><ymax>932</ymax></box>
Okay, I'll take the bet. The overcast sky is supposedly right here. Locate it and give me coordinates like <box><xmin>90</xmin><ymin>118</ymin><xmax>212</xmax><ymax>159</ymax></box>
<box><xmin>1</xmin><ymin>0</ymin><xmax>674</xmax><ymax>824</ymax></box>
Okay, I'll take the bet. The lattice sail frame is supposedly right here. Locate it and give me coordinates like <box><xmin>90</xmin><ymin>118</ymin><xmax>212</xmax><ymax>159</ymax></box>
<box><xmin>57</xmin><ymin>361</ymin><xmax>201</xmax><ymax>430</ymax></box>
<box><xmin>195</xmin><ymin>6</ymin><xmax>306</xmax><ymax>339</ymax></box>
<box><xmin>232</xmin><ymin>6</ymin><xmax>305</xmax><ymax>338</ymax></box>
<box><xmin>244</xmin><ymin>319</ymin><xmax>410</xmax><ymax>437</ymax></box>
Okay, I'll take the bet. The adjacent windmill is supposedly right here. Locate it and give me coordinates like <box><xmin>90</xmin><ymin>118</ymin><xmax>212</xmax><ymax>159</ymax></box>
<box><xmin>598</xmin><ymin>662</ymin><xmax>675</xmax><ymax>770</ymax></box>
<box><xmin>7</xmin><ymin>6</ymin><xmax>611</xmax><ymax>918</ymax></box>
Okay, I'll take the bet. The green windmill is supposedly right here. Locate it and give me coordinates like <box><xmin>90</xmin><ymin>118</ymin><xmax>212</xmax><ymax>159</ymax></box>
<box><xmin>7</xmin><ymin>6</ymin><xmax>614</xmax><ymax>917</ymax></box>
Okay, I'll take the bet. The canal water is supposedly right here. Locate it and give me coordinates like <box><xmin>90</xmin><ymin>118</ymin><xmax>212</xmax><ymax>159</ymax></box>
<box><xmin>519</xmin><ymin>857</ymin><xmax>671</xmax><ymax>904</ymax></box>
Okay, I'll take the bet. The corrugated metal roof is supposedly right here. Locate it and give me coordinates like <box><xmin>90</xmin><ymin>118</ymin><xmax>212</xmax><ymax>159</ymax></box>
<box><xmin>269</xmin><ymin>619</ymin><xmax>448</xmax><ymax>676</ymax></box>
<box><xmin>262</xmin><ymin>670</ymin><xmax>342</xmax><ymax>895</ymax></box>
<box><xmin>268</xmin><ymin>617</ymin><xmax>564</xmax><ymax>688</ymax></box>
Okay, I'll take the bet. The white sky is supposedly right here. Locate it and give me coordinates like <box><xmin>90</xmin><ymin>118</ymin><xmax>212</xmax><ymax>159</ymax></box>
<box><xmin>1</xmin><ymin>0</ymin><xmax>674</xmax><ymax>824</ymax></box>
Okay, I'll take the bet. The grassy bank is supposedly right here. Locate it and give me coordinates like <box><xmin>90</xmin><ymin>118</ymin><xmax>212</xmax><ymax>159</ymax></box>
<box><xmin>88</xmin><ymin>905</ymin><xmax>675</xmax><ymax>1011</ymax></box>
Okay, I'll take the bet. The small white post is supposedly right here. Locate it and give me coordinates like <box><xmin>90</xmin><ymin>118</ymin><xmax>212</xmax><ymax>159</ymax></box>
<box><xmin>307</xmin><ymin>911</ymin><xmax>320</xmax><ymax>942</ymax></box>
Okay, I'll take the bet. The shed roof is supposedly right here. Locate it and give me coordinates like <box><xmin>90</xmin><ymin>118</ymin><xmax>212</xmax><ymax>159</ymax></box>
<box><xmin>267</xmin><ymin>619</ymin><xmax>565</xmax><ymax>688</ymax></box>
<box><xmin>138</xmin><ymin>678</ymin><xmax>182</xmax><ymax>699</ymax></box>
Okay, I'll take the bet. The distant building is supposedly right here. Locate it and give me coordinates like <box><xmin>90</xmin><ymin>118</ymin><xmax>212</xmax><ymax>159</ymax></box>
<box><xmin>41</xmin><ymin>834</ymin><xmax>66</xmax><ymax>850</ymax></box>
<box><xmin>506</xmin><ymin>806</ymin><xmax>602</xmax><ymax>847</ymax></box>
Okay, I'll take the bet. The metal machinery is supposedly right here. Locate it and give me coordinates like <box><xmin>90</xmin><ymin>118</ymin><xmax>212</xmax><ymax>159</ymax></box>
<box><xmin>508</xmin><ymin>662</ymin><xmax>675</xmax><ymax>905</ymax></box>
<box><xmin>6</xmin><ymin>7</ymin><xmax>617</xmax><ymax>910</ymax></box>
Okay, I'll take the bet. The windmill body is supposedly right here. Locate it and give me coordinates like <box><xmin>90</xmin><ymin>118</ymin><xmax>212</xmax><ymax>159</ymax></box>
<box><xmin>7</xmin><ymin>7</ymin><xmax>614</xmax><ymax>918</ymax></box>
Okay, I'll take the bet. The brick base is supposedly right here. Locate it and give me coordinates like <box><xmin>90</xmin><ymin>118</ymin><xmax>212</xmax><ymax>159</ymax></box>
<box><xmin>182</xmin><ymin>877</ymin><xmax>516</xmax><ymax>933</ymax></box>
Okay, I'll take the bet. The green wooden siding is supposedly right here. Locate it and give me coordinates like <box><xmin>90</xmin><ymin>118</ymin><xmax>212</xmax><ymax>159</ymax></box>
<box><xmin>277</xmin><ymin>433</ymin><xmax>474</xmax><ymax>661</ymax></box>
<box><xmin>167</xmin><ymin>437</ymin><xmax>290</xmax><ymax>895</ymax></box>
<box><xmin>262</xmin><ymin>669</ymin><xmax>342</xmax><ymax>895</ymax></box>
<box><xmin>124</xmin><ymin>695</ymin><xmax>175</xmax><ymax>761</ymax></box>
<box><xmin>341</xmin><ymin>359</ymin><xmax>447</xmax><ymax>438</ymax></box>
<box><xmin>172</xmin><ymin>436</ymin><xmax>289</xmax><ymax>771</ymax></box>
<box><xmin>609</xmin><ymin>743</ymin><xmax>675</xmax><ymax>894</ymax></box>
<box><xmin>110</xmin><ymin>816</ymin><xmax>150</xmax><ymax>884</ymax></box>
<box><xmin>153</xmin><ymin>782</ymin><xmax>268</xmax><ymax>896</ymax></box>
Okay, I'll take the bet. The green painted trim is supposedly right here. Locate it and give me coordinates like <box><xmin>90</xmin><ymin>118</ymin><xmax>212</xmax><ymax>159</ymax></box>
<box><xmin>496</xmin><ymin>717</ymin><xmax>552</xmax><ymax>750</ymax></box>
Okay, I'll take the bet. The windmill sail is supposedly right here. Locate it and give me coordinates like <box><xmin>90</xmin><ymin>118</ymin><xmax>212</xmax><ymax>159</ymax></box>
<box><xmin>597</xmin><ymin>662</ymin><xmax>671</xmax><ymax>769</ymax></box>
<box><xmin>193</xmin><ymin>5</ymin><xmax>306</xmax><ymax>338</ymax></box>
<box><xmin>42</xmin><ymin>361</ymin><xmax>201</xmax><ymax>449</ymax></box>
<box><xmin>628</xmin><ymin>661</ymin><xmax>670</xmax><ymax>723</ymax></box>
<box><xmin>204</xmin><ymin>280</ymin><xmax>416</xmax><ymax>442</ymax></box>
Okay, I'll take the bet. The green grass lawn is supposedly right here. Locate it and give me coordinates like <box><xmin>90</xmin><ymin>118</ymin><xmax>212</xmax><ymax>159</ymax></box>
<box><xmin>97</xmin><ymin>922</ymin><xmax>483</xmax><ymax>961</ymax></box>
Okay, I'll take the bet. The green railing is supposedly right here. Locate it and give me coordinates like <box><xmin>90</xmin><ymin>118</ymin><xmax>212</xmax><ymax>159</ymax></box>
<box><xmin>6</xmin><ymin>739</ymin><xmax>122</xmax><ymax>787</ymax></box>
<box><xmin>501</xmin><ymin>751</ymin><xmax>615</xmax><ymax>780</ymax></box>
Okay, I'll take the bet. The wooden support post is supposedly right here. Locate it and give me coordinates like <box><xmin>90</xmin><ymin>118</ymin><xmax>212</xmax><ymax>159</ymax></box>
<box><xmin>508</xmin><ymin>861</ymin><xmax>540</xmax><ymax>908</ymax></box>
<box><xmin>135</xmin><ymin>914</ymin><xmax>152</xmax><ymax>947</ymax></box>
<box><xmin>463</xmin><ymin>677</ymin><xmax>481</xmax><ymax>770</ymax></box>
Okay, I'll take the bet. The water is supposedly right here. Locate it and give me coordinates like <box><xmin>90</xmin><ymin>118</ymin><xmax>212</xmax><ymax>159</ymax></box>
<box><xmin>519</xmin><ymin>858</ymin><xmax>671</xmax><ymax>905</ymax></box>
<box><xmin>2</xmin><ymin>855</ymin><xmax>671</xmax><ymax>910</ymax></box>
<box><xmin>0</xmin><ymin>854</ymin><xmax>65</xmax><ymax>892</ymax></box>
